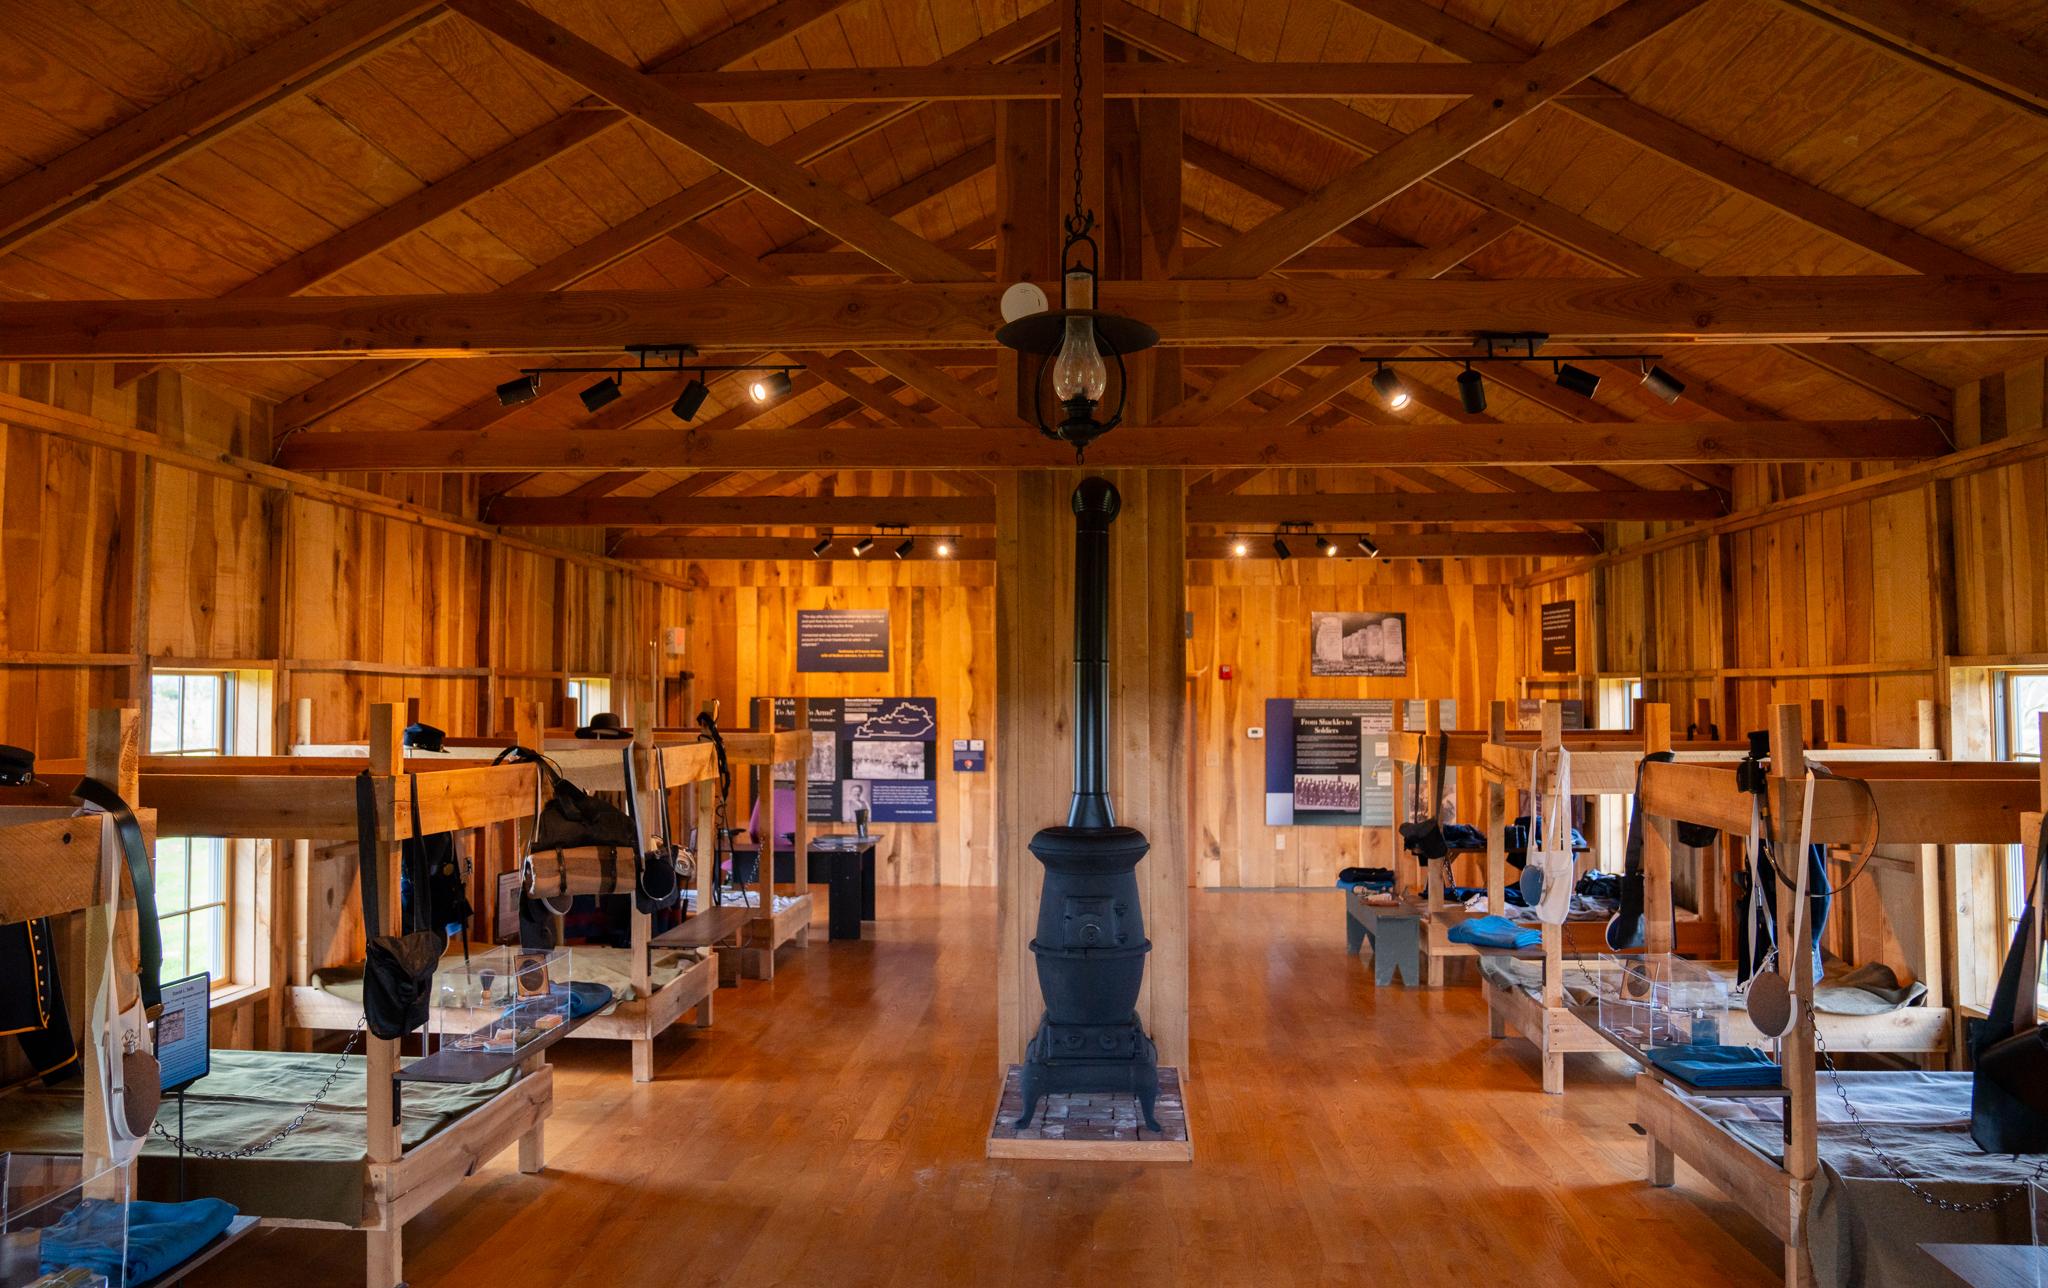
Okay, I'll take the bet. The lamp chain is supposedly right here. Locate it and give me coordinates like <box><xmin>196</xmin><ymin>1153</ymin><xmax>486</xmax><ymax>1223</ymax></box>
<box><xmin>1067</xmin><ymin>0</ymin><xmax>1089</xmax><ymax>239</ymax></box>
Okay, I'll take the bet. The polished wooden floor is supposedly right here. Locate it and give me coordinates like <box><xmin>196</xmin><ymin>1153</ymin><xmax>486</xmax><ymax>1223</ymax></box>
<box><xmin>203</xmin><ymin>889</ymin><xmax>1779</xmax><ymax>1286</ymax></box>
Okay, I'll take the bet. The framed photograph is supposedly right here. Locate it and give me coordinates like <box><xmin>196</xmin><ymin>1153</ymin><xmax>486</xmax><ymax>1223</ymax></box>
<box><xmin>1310</xmin><ymin>611</ymin><xmax>1408</xmax><ymax>677</ymax></box>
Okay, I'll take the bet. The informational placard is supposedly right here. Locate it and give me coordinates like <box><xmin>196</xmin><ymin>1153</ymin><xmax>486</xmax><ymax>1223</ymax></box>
<box><xmin>1513</xmin><ymin>699</ymin><xmax>1587</xmax><ymax>730</ymax></box>
<box><xmin>154</xmin><ymin>972</ymin><xmax>211</xmax><ymax>1093</ymax></box>
<box><xmin>952</xmin><ymin>739</ymin><xmax>986</xmax><ymax>772</ymax></box>
<box><xmin>764</xmin><ymin>696</ymin><xmax>938</xmax><ymax>823</ymax></box>
<box><xmin>1309</xmin><ymin>611</ymin><xmax>1408</xmax><ymax>677</ymax></box>
<box><xmin>1540</xmin><ymin>600</ymin><xmax>1577</xmax><ymax>672</ymax></box>
<box><xmin>1264</xmin><ymin>699</ymin><xmax>1455</xmax><ymax>827</ymax></box>
<box><xmin>795</xmin><ymin>609</ymin><xmax>890</xmax><ymax>673</ymax></box>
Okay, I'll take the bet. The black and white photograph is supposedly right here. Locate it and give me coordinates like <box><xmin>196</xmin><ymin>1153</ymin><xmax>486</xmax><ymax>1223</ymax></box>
<box><xmin>1290</xmin><ymin>773</ymin><xmax>1362</xmax><ymax>812</ymax></box>
<box><xmin>851</xmin><ymin>739</ymin><xmax>926</xmax><ymax>780</ymax></box>
<box><xmin>839</xmin><ymin>779</ymin><xmax>872</xmax><ymax>823</ymax></box>
<box><xmin>1309</xmin><ymin>611</ymin><xmax>1408</xmax><ymax>677</ymax></box>
<box><xmin>807</xmin><ymin>730</ymin><xmax>837</xmax><ymax>781</ymax></box>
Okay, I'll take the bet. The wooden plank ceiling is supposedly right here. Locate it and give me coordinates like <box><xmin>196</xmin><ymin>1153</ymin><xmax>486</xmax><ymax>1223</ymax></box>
<box><xmin>0</xmin><ymin>0</ymin><xmax>2044</xmax><ymax>556</ymax></box>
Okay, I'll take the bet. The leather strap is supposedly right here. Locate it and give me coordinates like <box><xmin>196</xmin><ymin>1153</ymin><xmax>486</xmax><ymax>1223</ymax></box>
<box><xmin>354</xmin><ymin>771</ymin><xmax>385</xmax><ymax>938</ymax></box>
<box><xmin>72</xmin><ymin>777</ymin><xmax>162</xmax><ymax>1012</ymax></box>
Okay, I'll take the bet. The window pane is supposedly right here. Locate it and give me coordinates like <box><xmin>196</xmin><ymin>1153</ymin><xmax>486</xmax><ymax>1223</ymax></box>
<box><xmin>190</xmin><ymin>906</ymin><xmax>226</xmax><ymax>979</ymax></box>
<box><xmin>190</xmin><ymin>840</ymin><xmax>225</xmax><ymax>906</ymax></box>
<box><xmin>2012</xmin><ymin>675</ymin><xmax>2048</xmax><ymax>759</ymax></box>
<box><xmin>156</xmin><ymin>840</ymin><xmax>189</xmax><ymax>913</ymax></box>
<box><xmin>160</xmin><ymin>916</ymin><xmax>190</xmax><ymax>984</ymax></box>
<box><xmin>150</xmin><ymin>676</ymin><xmax>183</xmax><ymax>753</ymax></box>
<box><xmin>181</xmin><ymin>675</ymin><xmax>221</xmax><ymax>751</ymax></box>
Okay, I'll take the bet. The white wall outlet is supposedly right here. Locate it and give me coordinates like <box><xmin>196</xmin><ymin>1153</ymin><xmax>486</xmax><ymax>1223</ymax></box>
<box><xmin>1247</xmin><ymin>726</ymin><xmax>1264</xmax><ymax>739</ymax></box>
<box><xmin>1274</xmin><ymin>834</ymin><xmax>1287</xmax><ymax>851</ymax></box>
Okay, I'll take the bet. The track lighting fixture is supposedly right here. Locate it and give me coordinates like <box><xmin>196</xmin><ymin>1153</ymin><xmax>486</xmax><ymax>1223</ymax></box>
<box><xmin>811</xmin><ymin>536</ymin><xmax>832</xmax><ymax>558</ymax></box>
<box><xmin>1231</xmin><ymin>539</ymin><xmax>1249</xmax><ymax>558</ymax></box>
<box><xmin>1457</xmin><ymin>365</ymin><xmax>1487</xmax><ymax>414</ymax></box>
<box><xmin>1554</xmin><ymin>363</ymin><xmax>1600</xmax><ymax>399</ymax></box>
<box><xmin>851</xmin><ymin>536</ymin><xmax>875</xmax><ymax>557</ymax></box>
<box><xmin>495</xmin><ymin>374</ymin><xmax>540</xmax><ymax>407</ymax></box>
<box><xmin>1315</xmin><ymin>536</ymin><xmax>1337</xmax><ymax>558</ymax></box>
<box><xmin>1272</xmin><ymin>537</ymin><xmax>1291</xmax><ymax>561</ymax></box>
<box><xmin>671</xmin><ymin>378</ymin><xmax>710</xmax><ymax>422</ymax></box>
<box><xmin>1640</xmin><ymin>364</ymin><xmax>1686</xmax><ymax>404</ymax></box>
<box><xmin>894</xmin><ymin>537</ymin><xmax>915</xmax><ymax>560</ymax></box>
<box><xmin>1357</xmin><ymin>534</ymin><xmax>1379</xmax><ymax>558</ymax></box>
<box><xmin>935</xmin><ymin>539</ymin><xmax>953</xmax><ymax>558</ymax></box>
<box><xmin>1370</xmin><ymin>364</ymin><xmax>1411</xmax><ymax>410</ymax></box>
<box><xmin>749</xmin><ymin>370</ymin><xmax>794</xmax><ymax>403</ymax></box>
<box><xmin>580</xmin><ymin>377</ymin><xmax>621</xmax><ymax>412</ymax></box>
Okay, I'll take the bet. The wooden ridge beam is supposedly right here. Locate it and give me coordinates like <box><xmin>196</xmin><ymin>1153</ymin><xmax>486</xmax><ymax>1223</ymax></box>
<box><xmin>493</xmin><ymin>494</ymin><xmax>997</xmax><ymax>527</ymax></box>
<box><xmin>1188</xmin><ymin>532</ymin><xmax>1598</xmax><ymax>559</ymax></box>
<box><xmin>1342</xmin><ymin>0</ymin><xmax>1998</xmax><ymax>276</ymax></box>
<box><xmin>268</xmin><ymin>5</ymin><xmax>1055</xmax><ymax>430</ymax></box>
<box><xmin>1187</xmin><ymin>490</ymin><xmax>1725</xmax><ymax>524</ymax></box>
<box><xmin>1107</xmin><ymin>0</ymin><xmax>1954</xmax><ymax>419</ymax></box>
<box><xmin>451</xmin><ymin>0</ymin><xmax>981</xmax><ymax>283</ymax></box>
<box><xmin>0</xmin><ymin>0</ymin><xmax>447</xmax><ymax>257</ymax></box>
<box><xmin>1182</xmin><ymin>0</ymin><xmax>1706</xmax><ymax>279</ymax></box>
<box><xmin>616</xmin><ymin>535</ymin><xmax>992</xmax><ymax>560</ymax></box>
<box><xmin>275</xmin><ymin>419</ymin><xmax>1950</xmax><ymax>472</ymax></box>
<box><xmin>1768</xmin><ymin>0</ymin><xmax>2048</xmax><ymax>119</ymax></box>
<box><xmin>22</xmin><ymin>276</ymin><xmax>2048</xmax><ymax>361</ymax></box>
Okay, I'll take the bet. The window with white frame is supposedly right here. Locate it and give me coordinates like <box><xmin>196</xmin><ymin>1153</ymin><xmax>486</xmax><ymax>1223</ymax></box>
<box><xmin>566</xmin><ymin>676</ymin><xmax>613</xmax><ymax>725</ymax></box>
<box><xmin>1594</xmin><ymin>678</ymin><xmax>1645</xmax><ymax>872</ymax></box>
<box><xmin>149</xmin><ymin>672</ymin><xmax>235</xmax><ymax>981</ymax></box>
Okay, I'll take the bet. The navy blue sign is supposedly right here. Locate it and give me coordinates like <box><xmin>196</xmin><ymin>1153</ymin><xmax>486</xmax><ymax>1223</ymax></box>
<box><xmin>761</xmin><ymin>696</ymin><xmax>939</xmax><ymax>823</ymax></box>
<box><xmin>796</xmin><ymin>609</ymin><xmax>890</xmax><ymax>673</ymax></box>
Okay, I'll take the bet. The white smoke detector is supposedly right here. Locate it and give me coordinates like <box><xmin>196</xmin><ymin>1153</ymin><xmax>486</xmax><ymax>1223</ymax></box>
<box><xmin>1000</xmin><ymin>280</ymin><xmax>1049</xmax><ymax>323</ymax></box>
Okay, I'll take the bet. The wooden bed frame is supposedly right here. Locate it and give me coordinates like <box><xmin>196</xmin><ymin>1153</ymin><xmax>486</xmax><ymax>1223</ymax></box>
<box><xmin>137</xmin><ymin>703</ymin><xmax>555</xmax><ymax>1288</ymax></box>
<box><xmin>1629</xmin><ymin>704</ymin><xmax>2041</xmax><ymax>1287</ymax></box>
<box><xmin>1479</xmin><ymin>701</ymin><xmax>1952</xmax><ymax>1093</ymax></box>
<box><xmin>285</xmin><ymin>700</ymin><xmax>723</xmax><ymax>1082</ymax></box>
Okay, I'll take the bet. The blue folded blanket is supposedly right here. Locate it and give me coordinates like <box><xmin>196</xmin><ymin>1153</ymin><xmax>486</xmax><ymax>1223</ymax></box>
<box><xmin>567</xmin><ymin>980</ymin><xmax>615</xmax><ymax>1019</ymax></box>
<box><xmin>1447</xmin><ymin>915</ymin><xmax>1541</xmax><ymax>950</ymax></box>
<box><xmin>42</xmin><ymin>1197</ymin><xmax>237</xmax><ymax>1283</ymax></box>
<box><xmin>1647</xmin><ymin>1043</ymin><xmax>1782</xmax><ymax>1089</ymax></box>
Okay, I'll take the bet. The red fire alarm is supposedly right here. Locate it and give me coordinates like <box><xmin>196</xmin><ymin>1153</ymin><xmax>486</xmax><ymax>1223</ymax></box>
<box><xmin>1218</xmin><ymin>664</ymin><xmax>1234</xmax><ymax>680</ymax></box>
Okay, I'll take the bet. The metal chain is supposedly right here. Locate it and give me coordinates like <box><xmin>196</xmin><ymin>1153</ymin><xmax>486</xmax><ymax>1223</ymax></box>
<box><xmin>152</xmin><ymin>1021</ymin><xmax>366</xmax><ymax>1160</ymax></box>
<box><xmin>1067</xmin><ymin>0</ymin><xmax>1089</xmax><ymax>238</ymax></box>
<box><xmin>1813</xmin><ymin>1022</ymin><xmax>2047</xmax><ymax>1212</ymax></box>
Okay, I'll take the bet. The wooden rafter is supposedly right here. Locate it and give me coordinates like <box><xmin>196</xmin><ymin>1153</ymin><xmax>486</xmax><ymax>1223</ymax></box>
<box><xmin>275</xmin><ymin>419</ymin><xmax>1948</xmax><ymax>472</ymax></box>
<box><xmin>0</xmin><ymin>0</ymin><xmax>448</xmax><ymax>257</ymax></box>
<box><xmin>494</xmin><ymin>495</ymin><xmax>997</xmax><ymax>527</ymax></box>
<box><xmin>1767</xmin><ymin>0</ymin><xmax>2048</xmax><ymax>119</ymax></box>
<box><xmin>1188</xmin><ymin>533</ymin><xmax>1598</xmax><ymax>558</ymax></box>
<box><xmin>22</xmin><ymin>277</ymin><xmax>2047</xmax><ymax>362</ymax></box>
<box><xmin>1182</xmin><ymin>0</ymin><xmax>1706</xmax><ymax>279</ymax></box>
<box><xmin>1187</xmin><ymin>491</ymin><xmax>1724</xmax><ymax>524</ymax></box>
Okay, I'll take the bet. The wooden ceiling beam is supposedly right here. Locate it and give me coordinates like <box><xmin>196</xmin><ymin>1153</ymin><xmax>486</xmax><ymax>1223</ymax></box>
<box><xmin>30</xmin><ymin>276</ymin><xmax>2048</xmax><ymax>362</ymax></box>
<box><xmin>1188</xmin><ymin>491</ymin><xmax>1725</xmax><ymax>523</ymax></box>
<box><xmin>1154</xmin><ymin>346</ymin><xmax>1323</xmax><ymax>425</ymax></box>
<box><xmin>0</xmin><ymin>0</ymin><xmax>448</xmax><ymax>257</ymax></box>
<box><xmin>1180</xmin><ymin>139</ymin><xmax>1415</xmax><ymax>252</ymax></box>
<box><xmin>1189</xmin><ymin>532</ymin><xmax>1597</xmax><ymax>559</ymax></box>
<box><xmin>1181</xmin><ymin>0</ymin><xmax>1705</xmax><ymax>279</ymax></box>
<box><xmin>1107</xmin><ymin>1</ymin><xmax>1954</xmax><ymax>420</ymax></box>
<box><xmin>276</xmin><ymin>419</ymin><xmax>1949</xmax><ymax>472</ymax></box>
<box><xmin>1343</xmin><ymin>0</ymin><xmax>1999</xmax><ymax>276</ymax></box>
<box><xmin>494</xmin><ymin>495</ymin><xmax>996</xmax><ymax>527</ymax></box>
<box><xmin>451</xmin><ymin>0</ymin><xmax>980</xmax><ymax>283</ymax></box>
<box><xmin>268</xmin><ymin>6</ymin><xmax>1056</xmax><ymax>431</ymax></box>
<box><xmin>1766</xmin><ymin>0</ymin><xmax>2048</xmax><ymax>119</ymax></box>
<box><xmin>616</xmin><ymin>535</ymin><xmax>991</xmax><ymax>560</ymax></box>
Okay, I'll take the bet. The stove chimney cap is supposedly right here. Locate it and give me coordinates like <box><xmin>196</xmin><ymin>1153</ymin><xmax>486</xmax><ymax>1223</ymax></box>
<box><xmin>1072</xmin><ymin>476</ymin><xmax>1121</xmax><ymax>523</ymax></box>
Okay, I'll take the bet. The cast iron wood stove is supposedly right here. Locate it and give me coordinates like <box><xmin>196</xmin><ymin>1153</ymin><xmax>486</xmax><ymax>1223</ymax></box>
<box><xmin>1014</xmin><ymin>476</ymin><xmax>1162</xmax><ymax>1131</ymax></box>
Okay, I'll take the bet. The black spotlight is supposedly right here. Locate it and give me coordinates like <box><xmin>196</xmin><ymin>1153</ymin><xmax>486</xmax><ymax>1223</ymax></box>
<box><xmin>749</xmin><ymin>370</ymin><xmax>794</xmax><ymax>403</ymax></box>
<box><xmin>1555</xmin><ymin>363</ymin><xmax>1600</xmax><ymax>398</ymax></box>
<box><xmin>894</xmin><ymin>537</ymin><xmax>915</xmax><ymax>560</ymax></box>
<box><xmin>1315</xmin><ymin>536</ymin><xmax>1337</xmax><ymax>558</ymax></box>
<box><xmin>1641</xmin><ymin>364</ymin><xmax>1685</xmax><ymax>404</ymax></box>
<box><xmin>1457</xmin><ymin>365</ymin><xmax>1487</xmax><ymax>414</ymax></box>
<box><xmin>1370</xmin><ymin>365</ymin><xmax>1411</xmax><ymax>410</ymax></box>
<box><xmin>1272</xmin><ymin>536</ymin><xmax>1291</xmax><ymax>561</ymax></box>
<box><xmin>671</xmin><ymin>378</ymin><xmax>710</xmax><ymax>422</ymax></box>
<box><xmin>851</xmin><ymin>535</ymin><xmax>875</xmax><ymax>557</ymax></box>
<box><xmin>580</xmin><ymin>377</ymin><xmax>622</xmax><ymax>412</ymax></box>
<box><xmin>496</xmin><ymin>374</ymin><xmax>540</xmax><ymax>407</ymax></box>
<box><xmin>811</xmin><ymin>536</ymin><xmax>832</xmax><ymax>558</ymax></box>
<box><xmin>1357</xmin><ymin>534</ymin><xmax>1379</xmax><ymax>558</ymax></box>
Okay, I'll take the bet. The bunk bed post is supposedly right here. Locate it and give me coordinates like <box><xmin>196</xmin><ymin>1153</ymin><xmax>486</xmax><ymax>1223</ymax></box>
<box><xmin>1486</xmin><ymin>701</ymin><xmax>1508</xmax><ymax>921</ymax></box>
<box><xmin>1422</xmin><ymin>701</ymin><xmax>1446</xmax><ymax>919</ymax></box>
<box><xmin>1538</xmin><ymin>701</ymin><xmax>1566</xmax><ymax>1094</ymax></box>
<box><xmin>791</xmin><ymin>700</ymin><xmax>812</xmax><ymax>948</ymax></box>
<box><xmin>1642</xmin><ymin>704</ymin><xmax>1676</xmax><ymax>956</ymax></box>
<box><xmin>629</xmin><ymin>703</ymin><xmax>656</xmax><ymax>1083</ymax></box>
<box><xmin>1913</xmin><ymin>698</ymin><xmax>1947</xmax><ymax>1066</ymax></box>
<box><xmin>1389</xmin><ymin>701</ymin><xmax>1409</xmax><ymax>902</ymax></box>
<box><xmin>364</xmin><ymin>703</ymin><xmax>405</xmax><ymax>1288</ymax></box>
<box><xmin>1770</xmin><ymin>703</ymin><xmax>1817</xmax><ymax>1288</ymax></box>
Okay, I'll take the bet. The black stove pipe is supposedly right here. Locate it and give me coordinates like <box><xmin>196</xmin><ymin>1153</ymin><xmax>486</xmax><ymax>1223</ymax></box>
<box><xmin>1068</xmin><ymin>477</ymin><xmax>1120</xmax><ymax>829</ymax></box>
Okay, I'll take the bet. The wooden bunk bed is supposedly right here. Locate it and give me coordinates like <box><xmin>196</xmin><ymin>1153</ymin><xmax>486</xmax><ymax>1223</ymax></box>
<box><xmin>133</xmin><ymin>704</ymin><xmax>557</xmax><ymax>1288</ymax></box>
<box><xmin>285</xmin><ymin>700</ymin><xmax>722</xmax><ymax>1083</ymax></box>
<box><xmin>1627</xmin><ymin>704</ymin><xmax>2041</xmax><ymax>1288</ymax></box>
<box><xmin>1382</xmin><ymin>701</ymin><xmax>1487</xmax><ymax>987</ymax></box>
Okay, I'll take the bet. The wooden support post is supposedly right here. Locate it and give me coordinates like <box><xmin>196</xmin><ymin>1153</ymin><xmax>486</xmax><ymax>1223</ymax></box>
<box><xmin>1538</xmin><ymin>701</ymin><xmax>1566</xmax><ymax>1094</ymax></box>
<box><xmin>516</xmin><ymin>1049</ymin><xmax>547</xmax><ymax>1173</ymax></box>
<box><xmin>629</xmin><ymin>702</ymin><xmax>656</xmax><ymax>1082</ymax></box>
<box><xmin>1770</xmin><ymin>703</ymin><xmax>1817</xmax><ymax>1286</ymax></box>
<box><xmin>364</xmin><ymin>703</ymin><xmax>404</xmax><ymax>1288</ymax></box>
<box><xmin>791</xmin><ymin>699</ymin><xmax>812</xmax><ymax>925</ymax></box>
<box><xmin>287</xmin><ymin>699</ymin><xmax>316</xmax><ymax>1049</ymax></box>
<box><xmin>1423</xmin><ymin>700</ymin><xmax>1445</xmax><ymax>918</ymax></box>
<box><xmin>1388</xmin><ymin>700</ymin><xmax>1409</xmax><ymax>898</ymax></box>
<box><xmin>1642</xmin><ymin>703</ymin><xmax>1676</xmax><ymax>955</ymax></box>
<box><xmin>1486</xmin><ymin>700</ymin><xmax>1509</xmax><ymax>919</ymax></box>
<box><xmin>1914</xmin><ymin>699</ymin><xmax>1947</xmax><ymax>1030</ymax></box>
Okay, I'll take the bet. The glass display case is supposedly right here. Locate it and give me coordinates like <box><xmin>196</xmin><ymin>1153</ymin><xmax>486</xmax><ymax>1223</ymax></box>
<box><xmin>0</xmin><ymin>1154</ymin><xmax>128</xmax><ymax>1288</ymax></box>
<box><xmin>1596</xmin><ymin>954</ymin><xmax>1732</xmax><ymax>1053</ymax></box>
<box><xmin>431</xmin><ymin>945</ymin><xmax>574</xmax><ymax>1056</ymax></box>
